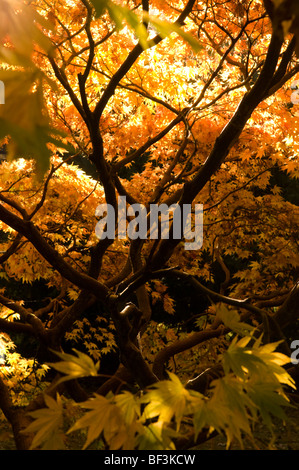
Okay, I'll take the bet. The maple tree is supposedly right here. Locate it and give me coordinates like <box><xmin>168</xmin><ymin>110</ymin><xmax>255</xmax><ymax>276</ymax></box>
<box><xmin>0</xmin><ymin>0</ymin><xmax>299</xmax><ymax>450</ymax></box>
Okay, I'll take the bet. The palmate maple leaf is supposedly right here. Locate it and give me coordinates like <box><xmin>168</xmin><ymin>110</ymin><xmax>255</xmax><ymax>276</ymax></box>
<box><xmin>25</xmin><ymin>394</ymin><xmax>65</xmax><ymax>450</ymax></box>
<box><xmin>141</xmin><ymin>372</ymin><xmax>197</xmax><ymax>429</ymax></box>
<box><xmin>47</xmin><ymin>348</ymin><xmax>100</xmax><ymax>385</ymax></box>
<box><xmin>67</xmin><ymin>392</ymin><xmax>141</xmax><ymax>450</ymax></box>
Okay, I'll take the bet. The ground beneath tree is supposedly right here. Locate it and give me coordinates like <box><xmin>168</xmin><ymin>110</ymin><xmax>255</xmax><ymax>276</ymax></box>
<box><xmin>0</xmin><ymin>395</ymin><xmax>299</xmax><ymax>450</ymax></box>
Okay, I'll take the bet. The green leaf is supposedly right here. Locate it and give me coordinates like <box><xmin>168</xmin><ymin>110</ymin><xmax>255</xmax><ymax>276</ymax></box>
<box><xmin>224</xmin><ymin>336</ymin><xmax>295</xmax><ymax>389</ymax></box>
<box><xmin>221</xmin><ymin>335</ymin><xmax>295</xmax><ymax>438</ymax></box>
<box><xmin>48</xmin><ymin>348</ymin><xmax>100</xmax><ymax>384</ymax></box>
<box><xmin>251</xmin><ymin>341</ymin><xmax>296</xmax><ymax>389</ymax></box>
<box><xmin>0</xmin><ymin>2</ymin><xmax>66</xmax><ymax>178</ymax></box>
<box><xmin>222</xmin><ymin>336</ymin><xmax>266</xmax><ymax>379</ymax></box>
<box><xmin>0</xmin><ymin>68</ymin><xmax>66</xmax><ymax>178</ymax></box>
<box><xmin>89</xmin><ymin>0</ymin><xmax>109</xmax><ymax>18</ymax></box>
<box><xmin>136</xmin><ymin>421</ymin><xmax>176</xmax><ymax>450</ymax></box>
<box><xmin>108</xmin><ymin>4</ymin><xmax>150</xmax><ymax>49</ymax></box>
<box><xmin>141</xmin><ymin>372</ymin><xmax>192</xmax><ymax>428</ymax></box>
<box><xmin>216</xmin><ymin>303</ymin><xmax>254</xmax><ymax>336</ymax></box>
<box><xmin>148</xmin><ymin>17</ymin><xmax>202</xmax><ymax>53</ymax></box>
<box><xmin>192</xmin><ymin>400</ymin><xmax>210</xmax><ymax>439</ymax></box>
<box><xmin>208</xmin><ymin>377</ymin><xmax>257</xmax><ymax>447</ymax></box>
<box><xmin>114</xmin><ymin>390</ymin><xmax>141</xmax><ymax>424</ymax></box>
<box><xmin>68</xmin><ymin>394</ymin><xmax>111</xmax><ymax>449</ymax></box>
<box><xmin>68</xmin><ymin>393</ymin><xmax>127</xmax><ymax>450</ymax></box>
<box><xmin>246</xmin><ymin>380</ymin><xmax>291</xmax><ymax>429</ymax></box>
<box><xmin>25</xmin><ymin>394</ymin><xmax>65</xmax><ymax>450</ymax></box>
<box><xmin>90</xmin><ymin>0</ymin><xmax>201</xmax><ymax>52</ymax></box>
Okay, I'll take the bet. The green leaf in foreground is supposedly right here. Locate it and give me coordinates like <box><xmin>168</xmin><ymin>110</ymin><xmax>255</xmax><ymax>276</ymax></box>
<box><xmin>216</xmin><ymin>303</ymin><xmax>254</xmax><ymax>336</ymax></box>
<box><xmin>90</xmin><ymin>0</ymin><xmax>201</xmax><ymax>52</ymax></box>
<box><xmin>48</xmin><ymin>348</ymin><xmax>100</xmax><ymax>384</ymax></box>
<box><xmin>141</xmin><ymin>372</ymin><xmax>194</xmax><ymax>429</ymax></box>
<box><xmin>67</xmin><ymin>393</ymin><xmax>139</xmax><ymax>450</ymax></box>
<box><xmin>25</xmin><ymin>394</ymin><xmax>65</xmax><ymax>450</ymax></box>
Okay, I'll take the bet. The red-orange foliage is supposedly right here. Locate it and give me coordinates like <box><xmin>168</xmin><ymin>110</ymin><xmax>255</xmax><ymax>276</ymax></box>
<box><xmin>0</xmin><ymin>0</ymin><xmax>298</xmax><ymax>450</ymax></box>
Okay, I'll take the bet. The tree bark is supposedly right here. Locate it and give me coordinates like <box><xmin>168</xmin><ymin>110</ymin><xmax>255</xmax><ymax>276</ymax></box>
<box><xmin>274</xmin><ymin>281</ymin><xmax>299</xmax><ymax>329</ymax></box>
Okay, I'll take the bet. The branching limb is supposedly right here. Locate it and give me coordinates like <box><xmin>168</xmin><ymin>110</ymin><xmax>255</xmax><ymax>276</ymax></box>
<box><xmin>152</xmin><ymin>323</ymin><xmax>227</xmax><ymax>380</ymax></box>
<box><xmin>0</xmin><ymin>232</ymin><xmax>23</xmax><ymax>264</ymax></box>
<box><xmin>109</xmin><ymin>300</ymin><xmax>158</xmax><ymax>387</ymax></box>
<box><xmin>93</xmin><ymin>0</ymin><xmax>197</xmax><ymax>122</ymax></box>
<box><xmin>0</xmin><ymin>204</ymin><xmax>110</xmax><ymax>301</ymax></box>
<box><xmin>0</xmin><ymin>293</ymin><xmax>45</xmax><ymax>338</ymax></box>
<box><xmin>150</xmin><ymin>30</ymin><xmax>284</xmax><ymax>269</ymax></box>
<box><xmin>0</xmin><ymin>376</ymin><xmax>33</xmax><ymax>450</ymax></box>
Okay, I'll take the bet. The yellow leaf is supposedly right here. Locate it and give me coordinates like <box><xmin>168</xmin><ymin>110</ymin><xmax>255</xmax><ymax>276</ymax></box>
<box><xmin>48</xmin><ymin>349</ymin><xmax>100</xmax><ymax>384</ymax></box>
<box><xmin>25</xmin><ymin>393</ymin><xmax>65</xmax><ymax>450</ymax></box>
